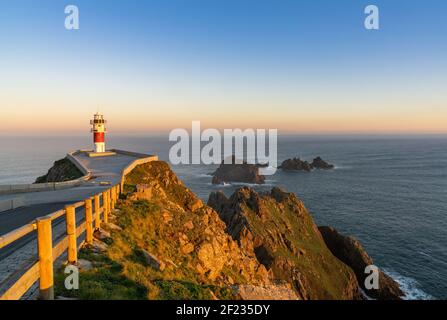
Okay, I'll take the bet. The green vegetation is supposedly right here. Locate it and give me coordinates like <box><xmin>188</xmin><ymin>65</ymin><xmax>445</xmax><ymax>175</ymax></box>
<box><xmin>53</xmin><ymin>160</ymin><xmax>357</xmax><ymax>300</ymax></box>
<box><xmin>247</xmin><ymin>195</ymin><xmax>356</xmax><ymax>299</ymax></box>
<box><xmin>54</xmin><ymin>191</ymin><xmax>238</xmax><ymax>300</ymax></box>
<box><xmin>55</xmin><ymin>249</ymin><xmax>147</xmax><ymax>300</ymax></box>
<box><xmin>35</xmin><ymin>158</ymin><xmax>83</xmax><ymax>183</ymax></box>
<box><xmin>209</xmin><ymin>187</ymin><xmax>359</xmax><ymax>300</ymax></box>
<box><xmin>154</xmin><ymin>280</ymin><xmax>233</xmax><ymax>300</ymax></box>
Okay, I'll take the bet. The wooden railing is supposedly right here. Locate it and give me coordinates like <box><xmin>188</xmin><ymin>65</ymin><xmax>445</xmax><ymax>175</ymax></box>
<box><xmin>0</xmin><ymin>184</ymin><xmax>121</xmax><ymax>300</ymax></box>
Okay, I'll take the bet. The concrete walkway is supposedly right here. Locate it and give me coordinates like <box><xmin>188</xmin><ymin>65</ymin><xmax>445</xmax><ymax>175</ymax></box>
<box><xmin>0</xmin><ymin>152</ymin><xmax>138</xmax><ymax>208</ymax></box>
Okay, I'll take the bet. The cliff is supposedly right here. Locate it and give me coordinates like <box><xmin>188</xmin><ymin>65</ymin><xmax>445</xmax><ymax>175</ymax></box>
<box><xmin>35</xmin><ymin>158</ymin><xmax>83</xmax><ymax>183</ymax></box>
<box><xmin>54</xmin><ymin>160</ymin><xmax>400</xmax><ymax>300</ymax></box>
<box><xmin>208</xmin><ymin>187</ymin><xmax>360</xmax><ymax>300</ymax></box>
<box><xmin>318</xmin><ymin>226</ymin><xmax>404</xmax><ymax>300</ymax></box>
<box><xmin>56</xmin><ymin>161</ymin><xmax>297</xmax><ymax>300</ymax></box>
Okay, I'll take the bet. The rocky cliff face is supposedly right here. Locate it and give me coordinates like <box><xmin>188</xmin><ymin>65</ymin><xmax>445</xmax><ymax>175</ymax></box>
<box><xmin>35</xmin><ymin>158</ymin><xmax>83</xmax><ymax>183</ymax></box>
<box><xmin>57</xmin><ymin>160</ymin><xmax>401</xmax><ymax>300</ymax></box>
<box><xmin>104</xmin><ymin>161</ymin><xmax>298</xmax><ymax>299</ymax></box>
<box><xmin>208</xmin><ymin>187</ymin><xmax>360</xmax><ymax>300</ymax></box>
<box><xmin>318</xmin><ymin>226</ymin><xmax>404</xmax><ymax>300</ymax></box>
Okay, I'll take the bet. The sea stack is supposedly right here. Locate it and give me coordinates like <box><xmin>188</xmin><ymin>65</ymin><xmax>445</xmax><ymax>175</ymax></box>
<box><xmin>211</xmin><ymin>156</ymin><xmax>266</xmax><ymax>185</ymax></box>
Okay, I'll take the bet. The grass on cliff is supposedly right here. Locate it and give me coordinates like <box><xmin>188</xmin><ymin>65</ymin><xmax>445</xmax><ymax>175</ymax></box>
<box><xmin>54</xmin><ymin>196</ymin><xmax>235</xmax><ymax>300</ymax></box>
<box><xmin>54</xmin><ymin>250</ymin><xmax>147</xmax><ymax>300</ymax></box>
<box><xmin>122</xmin><ymin>161</ymin><xmax>197</xmax><ymax>205</ymax></box>
<box><xmin>237</xmin><ymin>194</ymin><xmax>356</xmax><ymax>300</ymax></box>
<box><xmin>35</xmin><ymin>158</ymin><xmax>83</xmax><ymax>183</ymax></box>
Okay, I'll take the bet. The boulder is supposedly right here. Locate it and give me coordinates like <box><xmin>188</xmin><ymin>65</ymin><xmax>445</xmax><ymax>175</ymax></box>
<box><xmin>94</xmin><ymin>229</ymin><xmax>111</xmax><ymax>241</ymax></box>
<box><xmin>78</xmin><ymin>259</ymin><xmax>93</xmax><ymax>271</ymax></box>
<box><xmin>197</xmin><ymin>242</ymin><xmax>228</xmax><ymax>280</ymax></box>
<box><xmin>141</xmin><ymin>249</ymin><xmax>165</xmax><ymax>271</ymax></box>
<box><xmin>91</xmin><ymin>240</ymin><xmax>108</xmax><ymax>253</ymax></box>
<box><xmin>181</xmin><ymin>243</ymin><xmax>195</xmax><ymax>254</ymax></box>
<box><xmin>105</xmin><ymin>222</ymin><xmax>122</xmax><ymax>231</ymax></box>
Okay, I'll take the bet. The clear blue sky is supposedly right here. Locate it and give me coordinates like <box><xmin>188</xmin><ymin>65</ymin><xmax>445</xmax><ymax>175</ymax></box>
<box><xmin>0</xmin><ymin>0</ymin><xmax>446</xmax><ymax>134</ymax></box>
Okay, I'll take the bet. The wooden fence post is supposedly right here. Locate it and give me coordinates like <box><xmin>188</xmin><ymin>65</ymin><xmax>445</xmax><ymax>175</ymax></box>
<box><xmin>37</xmin><ymin>217</ymin><xmax>54</xmax><ymax>300</ymax></box>
<box><xmin>111</xmin><ymin>187</ymin><xmax>116</xmax><ymax>210</ymax></box>
<box><xmin>102</xmin><ymin>191</ymin><xmax>109</xmax><ymax>224</ymax></box>
<box><xmin>107</xmin><ymin>189</ymin><xmax>112</xmax><ymax>211</ymax></box>
<box><xmin>111</xmin><ymin>188</ymin><xmax>114</xmax><ymax>209</ymax></box>
<box><xmin>85</xmin><ymin>198</ymin><xmax>93</xmax><ymax>244</ymax></box>
<box><xmin>65</xmin><ymin>205</ymin><xmax>77</xmax><ymax>264</ymax></box>
<box><xmin>94</xmin><ymin>194</ymin><xmax>101</xmax><ymax>230</ymax></box>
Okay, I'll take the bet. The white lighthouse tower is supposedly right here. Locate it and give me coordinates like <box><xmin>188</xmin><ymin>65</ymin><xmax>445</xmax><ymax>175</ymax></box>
<box><xmin>90</xmin><ymin>113</ymin><xmax>107</xmax><ymax>153</ymax></box>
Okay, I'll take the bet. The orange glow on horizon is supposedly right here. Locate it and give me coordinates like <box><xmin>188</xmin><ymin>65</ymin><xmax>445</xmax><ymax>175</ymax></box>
<box><xmin>2</xmin><ymin>111</ymin><xmax>447</xmax><ymax>135</ymax></box>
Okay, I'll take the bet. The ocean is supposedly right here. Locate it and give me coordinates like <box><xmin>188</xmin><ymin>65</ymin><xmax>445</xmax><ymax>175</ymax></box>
<box><xmin>1</xmin><ymin>135</ymin><xmax>446</xmax><ymax>299</ymax></box>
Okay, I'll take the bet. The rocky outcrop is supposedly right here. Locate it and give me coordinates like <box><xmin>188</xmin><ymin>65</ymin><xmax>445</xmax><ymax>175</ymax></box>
<box><xmin>311</xmin><ymin>157</ymin><xmax>334</xmax><ymax>170</ymax></box>
<box><xmin>279</xmin><ymin>156</ymin><xmax>334</xmax><ymax>171</ymax></box>
<box><xmin>318</xmin><ymin>226</ymin><xmax>404</xmax><ymax>300</ymax></box>
<box><xmin>64</xmin><ymin>159</ymin><xmax>399</xmax><ymax>300</ymax></box>
<box><xmin>211</xmin><ymin>156</ymin><xmax>265</xmax><ymax>185</ymax></box>
<box><xmin>279</xmin><ymin>158</ymin><xmax>313</xmax><ymax>172</ymax></box>
<box><xmin>208</xmin><ymin>187</ymin><xmax>361</xmax><ymax>300</ymax></box>
<box><xmin>35</xmin><ymin>157</ymin><xmax>83</xmax><ymax>183</ymax></box>
<box><xmin>114</xmin><ymin>161</ymin><xmax>286</xmax><ymax>299</ymax></box>
<box><xmin>140</xmin><ymin>249</ymin><xmax>166</xmax><ymax>271</ymax></box>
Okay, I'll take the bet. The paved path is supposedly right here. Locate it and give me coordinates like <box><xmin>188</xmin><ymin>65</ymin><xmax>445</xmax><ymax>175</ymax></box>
<box><xmin>0</xmin><ymin>152</ymin><xmax>137</xmax><ymax>207</ymax></box>
<box><xmin>0</xmin><ymin>152</ymin><xmax>148</xmax><ymax>295</ymax></box>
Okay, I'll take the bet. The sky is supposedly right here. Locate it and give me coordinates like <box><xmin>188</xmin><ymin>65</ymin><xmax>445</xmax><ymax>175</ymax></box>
<box><xmin>0</xmin><ymin>0</ymin><xmax>446</xmax><ymax>135</ymax></box>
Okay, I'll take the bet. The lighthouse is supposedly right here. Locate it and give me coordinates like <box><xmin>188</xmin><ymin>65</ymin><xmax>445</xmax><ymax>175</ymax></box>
<box><xmin>90</xmin><ymin>113</ymin><xmax>107</xmax><ymax>153</ymax></box>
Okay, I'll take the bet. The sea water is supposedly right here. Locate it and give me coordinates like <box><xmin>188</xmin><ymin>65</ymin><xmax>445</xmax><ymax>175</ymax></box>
<box><xmin>1</xmin><ymin>134</ymin><xmax>446</xmax><ymax>299</ymax></box>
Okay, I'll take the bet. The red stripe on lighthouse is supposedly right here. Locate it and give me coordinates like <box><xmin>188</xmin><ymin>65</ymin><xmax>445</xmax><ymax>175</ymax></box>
<box><xmin>94</xmin><ymin>132</ymin><xmax>105</xmax><ymax>143</ymax></box>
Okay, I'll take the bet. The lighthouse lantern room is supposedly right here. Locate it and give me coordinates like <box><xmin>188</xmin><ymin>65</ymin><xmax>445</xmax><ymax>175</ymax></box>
<box><xmin>90</xmin><ymin>113</ymin><xmax>107</xmax><ymax>153</ymax></box>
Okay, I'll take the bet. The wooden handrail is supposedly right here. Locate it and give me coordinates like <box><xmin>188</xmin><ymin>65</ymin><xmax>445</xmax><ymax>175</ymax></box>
<box><xmin>47</xmin><ymin>209</ymin><xmax>65</xmax><ymax>221</ymax></box>
<box><xmin>0</xmin><ymin>184</ymin><xmax>121</xmax><ymax>300</ymax></box>
<box><xmin>0</xmin><ymin>223</ymin><xmax>37</xmax><ymax>250</ymax></box>
<box><xmin>74</xmin><ymin>201</ymin><xmax>85</xmax><ymax>209</ymax></box>
<box><xmin>0</xmin><ymin>263</ymin><xmax>40</xmax><ymax>300</ymax></box>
